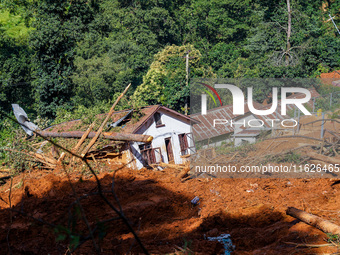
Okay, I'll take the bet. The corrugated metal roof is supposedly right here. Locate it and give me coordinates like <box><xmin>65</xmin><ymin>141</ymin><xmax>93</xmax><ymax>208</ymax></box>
<box><xmin>190</xmin><ymin>101</ymin><xmax>264</xmax><ymax>141</ymax></box>
<box><xmin>46</xmin><ymin>105</ymin><xmax>194</xmax><ymax>136</ymax></box>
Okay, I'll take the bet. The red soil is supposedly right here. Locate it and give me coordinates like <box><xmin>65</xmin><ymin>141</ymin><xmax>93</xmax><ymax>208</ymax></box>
<box><xmin>0</xmin><ymin>114</ymin><xmax>339</xmax><ymax>254</ymax></box>
<box><xmin>1</xmin><ymin>163</ymin><xmax>340</xmax><ymax>254</ymax></box>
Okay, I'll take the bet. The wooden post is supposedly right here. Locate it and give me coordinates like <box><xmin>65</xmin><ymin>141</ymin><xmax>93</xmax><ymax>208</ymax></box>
<box><xmin>321</xmin><ymin>112</ymin><xmax>325</xmax><ymax>139</ymax></box>
<box><xmin>297</xmin><ymin>109</ymin><xmax>301</xmax><ymax>133</ymax></box>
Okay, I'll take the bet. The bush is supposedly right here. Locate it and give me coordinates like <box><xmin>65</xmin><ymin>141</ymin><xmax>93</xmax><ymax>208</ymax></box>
<box><xmin>0</xmin><ymin>118</ymin><xmax>34</xmax><ymax>175</ymax></box>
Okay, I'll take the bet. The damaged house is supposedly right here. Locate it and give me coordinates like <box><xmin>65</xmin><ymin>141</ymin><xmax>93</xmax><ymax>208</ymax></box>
<box><xmin>42</xmin><ymin>105</ymin><xmax>197</xmax><ymax>170</ymax></box>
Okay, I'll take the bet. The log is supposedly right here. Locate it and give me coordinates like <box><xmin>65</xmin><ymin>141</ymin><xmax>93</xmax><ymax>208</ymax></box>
<box><xmin>81</xmin><ymin>83</ymin><xmax>131</xmax><ymax>157</ymax></box>
<box><xmin>37</xmin><ymin>131</ymin><xmax>152</xmax><ymax>143</ymax></box>
<box><xmin>4</xmin><ymin>149</ymin><xmax>55</xmax><ymax>168</ymax></box>
<box><xmin>286</xmin><ymin>207</ymin><xmax>340</xmax><ymax>235</ymax></box>
<box><xmin>307</xmin><ymin>152</ymin><xmax>339</xmax><ymax>165</ymax></box>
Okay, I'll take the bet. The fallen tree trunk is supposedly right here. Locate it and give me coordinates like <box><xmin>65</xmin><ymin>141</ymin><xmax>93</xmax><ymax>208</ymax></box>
<box><xmin>37</xmin><ymin>131</ymin><xmax>153</xmax><ymax>143</ymax></box>
<box><xmin>287</xmin><ymin>207</ymin><xmax>340</xmax><ymax>235</ymax></box>
<box><xmin>307</xmin><ymin>152</ymin><xmax>339</xmax><ymax>165</ymax></box>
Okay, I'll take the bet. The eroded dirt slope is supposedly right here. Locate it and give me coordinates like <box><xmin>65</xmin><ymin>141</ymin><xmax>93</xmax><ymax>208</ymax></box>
<box><xmin>1</xmin><ymin>164</ymin><xmax>340</xmax><ymax>254</ymax></box>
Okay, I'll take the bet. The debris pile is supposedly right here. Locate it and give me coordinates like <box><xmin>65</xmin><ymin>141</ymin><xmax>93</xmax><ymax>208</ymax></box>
<box><xmin>7</xmin><ymin>84</ymin><xmax>158</xmax><ymax>170</ymax></box>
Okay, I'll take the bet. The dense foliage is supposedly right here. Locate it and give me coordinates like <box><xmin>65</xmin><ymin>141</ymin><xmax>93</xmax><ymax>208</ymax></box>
<box><xmin>1</xmin><ymin>0</ymin><xmax>340</xmax><ymax>121</ymax></box>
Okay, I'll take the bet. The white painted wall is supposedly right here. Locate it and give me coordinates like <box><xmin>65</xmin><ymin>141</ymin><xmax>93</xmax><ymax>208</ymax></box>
<box><xmin>131</xmin><ymin>108</ymin><xmax>193</xmax><ymax>169</ymax></box>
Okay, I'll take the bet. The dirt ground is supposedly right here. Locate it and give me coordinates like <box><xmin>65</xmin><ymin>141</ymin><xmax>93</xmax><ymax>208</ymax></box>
<box><xmin>1</xmin><ymin>164</ymin><xmax>340</xmax><ymax>254</ymax></box>
<box><xmin>0</xmin><ymin>114</ymin><xmax>339</xmax><ymax>254</ymax></box>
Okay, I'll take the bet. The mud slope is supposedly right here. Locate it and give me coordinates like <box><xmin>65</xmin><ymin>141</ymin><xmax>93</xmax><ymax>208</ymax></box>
<box><xmin>1</xmin><ymin>165</ymin><xmax>340</xmax><ymax>254</ymax></box>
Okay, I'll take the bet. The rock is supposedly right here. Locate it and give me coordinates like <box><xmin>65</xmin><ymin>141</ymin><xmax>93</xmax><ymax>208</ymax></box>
<box><xmin>206</xmin><ymin>228</ymin><xmax>219</xmax><ymax>237</ymax></box>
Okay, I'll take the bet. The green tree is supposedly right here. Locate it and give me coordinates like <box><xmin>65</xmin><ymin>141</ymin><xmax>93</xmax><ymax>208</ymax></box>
<box><xmin>30</xmin><ymin>0</ymin><xmax>96</xmax><ymax>117</ymax></box>
<box><xmin>0</xmin><ymin>7</ymin><xmax>33</xmax><ymax>115</ymax></box>
<box><xmin>132</xmin><ymin>44</ymin><xmax>214</xmax><ymax>111</ymax></box>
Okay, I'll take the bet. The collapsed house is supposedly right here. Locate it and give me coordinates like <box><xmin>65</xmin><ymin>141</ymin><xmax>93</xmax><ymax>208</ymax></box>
<box><xmin>42</xmin><ymin>105</ymin><xmax>197</xmax><ymax>169</ymax></box>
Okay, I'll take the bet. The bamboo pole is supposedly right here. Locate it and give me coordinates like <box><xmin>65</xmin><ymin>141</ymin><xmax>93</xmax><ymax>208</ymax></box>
<box><xmin>81</xmin><ymin>83</ymin><xmax>131</xmax><ymax>157</ymax></box>
<box><xmin>73</xmin><ymin>123</ymin><xmax>95</xmax><ymax>153</ymax></box>
<box><xmin>69</xmin><ymin>122</ymin><xmax>95</xmax><ymax>163</ymax></box>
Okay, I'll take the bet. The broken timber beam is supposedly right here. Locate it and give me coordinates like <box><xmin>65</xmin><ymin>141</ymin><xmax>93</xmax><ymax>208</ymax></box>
<box><xmin>37</xmin><ymin>131</ymin><xmax>153</xmax><ymax>143</ymax></box>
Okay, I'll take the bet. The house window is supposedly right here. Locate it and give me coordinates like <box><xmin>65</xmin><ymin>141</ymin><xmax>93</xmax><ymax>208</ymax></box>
<box><xmin>154</xmin><ymin>112</ymin><xmax>165</xmax><ymax>127</ymax></box>
<box><xmin>138</xmin><ymin>143</ymin><xmax>152</xmax><ymax>151</ymax></box>
<box><xmin>138</xmin><ymin>143</ymin><xmax>161</xmax><ymax>166</ymax></box>
<box><xmin>178</xmin><ymin>133</ymin><xmax>189</xmax><ymax>155</ymax></box>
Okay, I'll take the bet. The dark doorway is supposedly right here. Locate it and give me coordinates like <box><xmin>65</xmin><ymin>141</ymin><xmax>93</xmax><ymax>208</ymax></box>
<box><xmin>164</xmin><ymin>137</ymin><xmax>174</xmax><ymax>163</ymax></box>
